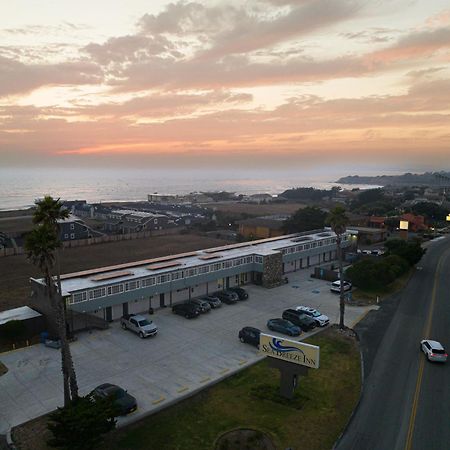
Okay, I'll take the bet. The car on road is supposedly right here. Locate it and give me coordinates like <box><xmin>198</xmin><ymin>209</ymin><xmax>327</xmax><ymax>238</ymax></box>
<box><xmin>420</xmin><ymin>339</ymin><xmax>448</xmax><ymax>362</ymax></box>
<box><xmin>120</xmin><ymin>314</ymin><xmax>158</xmax><ymax>338</ymax></box>
<box><xmin>295</xmin><ymin>306</ymin><xmax>330</xmax><ymax>327</ymax></box>
<box><xmin>238</xmin><ymin>326</ymin><xmax>261</xmax><ymax>347</ymax></box>
<box><xmin>172</xmin><ymin>303</ymin><xmax>201</xmax><ymax>318</ymax></box>
<box><xmin>330</xmin><ymin>280</ymin><xmax>352</xmax><ymax>293</ymax></box>
<box><xmin>91</xmin><ymin>383</ymin><xmax>137</xmax><ymax>415</ymax></box>
<box><xmin>198</xmin><ymin>295</ymin><xmax>222</xmax><ymax>308</ymax></box>
<box><xmin>267</xmin><ymin>318</ymin><xmax>301</xmax><ymax>336</ymax></box>
<box><xmin>228</xmin><ymin>286</ymin><xmax>249</xmax><ymax>300</ymax></box>
<box><xmin>186</xmin><ymin>298</ymin><xmax>211</xmax><ymax>313</ymax></box>
<box><xmin>282</xmin><ymin>309</ymin><xmax>316</xmax><ymax>331</ymax></box>
<box><xmin>214</xmin><ymin>290</ymin><xmax>239</xmax><ymax>304</ymax></box>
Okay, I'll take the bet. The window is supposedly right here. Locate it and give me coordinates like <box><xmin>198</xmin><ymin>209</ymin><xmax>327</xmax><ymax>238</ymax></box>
<box><xmin>171</xmin><ymin>271</ymin><xmax>181</xmax><ymax>281</ymax></box>
<box><xmin>198</xmin><ymin>265</ymin><xmax>210</xmax><ymax>274</ymax></box>
<box><xmin>156</xmin><ymin>274</ymin><xmax>170</xmax><ymax>284</ymax></box>
<box><xmin>254</xmin><ymin>256</ymin><xmax>263</xmax><ymax>264</ymax></box>
<box><xmin>213</xmin><ymin>263</ymin><xmax>222</xmax><ymax>271</ymax></box>
<box><xmin>223</xmin><ymin>260</ymin><xmax>233</xmax><ymax>268</ymax></box>
<box><xmin>245</xmin><ymin>256</ymin><xmax>253</xmax><ymax>264</ymax></box>
<box><xmin>89</xmin><ymin>288</ymin><xmax>106</xmax><ymax>299</ymax></box>
<box><xmin>70</xmin><ymin>224</ymin><xmax>75</xmax><ymax>230</ymax></box>
<box><xmin>70</xmin><ymin>233</ymin><xmax>75</xmax><ymax>239</ymax></box>
<box><xmin>186</xmin><ymin>268</ymin><xmax>197</xmax><ymax>277</ymax></box>
<box><xmin>72</xmin><ymin>291</ymin><xmax>87</xmax><ymax>303</ymax></box>
<box><xmin>107</xmin><ymin>284</ymin><xmax>124</xmax><ymax>295</ymax></box>
<box><xmin>233</xmin><ymin>258</ymin><xmax>243</xmax><ymax>266</ymax></box>
<box><xmin>142</xmin><ymin>277</ymin><xmax>156</xmax><ymax>286</ymax></box>
<box><xmin>154</xmin><ymin>219</ymin><xmax>158</xmax><ymax>224</ymax></box>
<box><xmin>125</xmin><ymin>281</ymin><xmax>138</xmax><ymax>291</ymax></box>
<box><xmin>64</xmin><ymin>234</ymin><xmax>69</xmax><ymax>239</ymax></box>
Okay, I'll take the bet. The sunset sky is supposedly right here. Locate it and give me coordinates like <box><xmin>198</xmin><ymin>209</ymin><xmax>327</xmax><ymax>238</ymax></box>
<box><xmin>1</xmin><ymin>0</ymin><xmax>449</xmax><ymax>172</ymax></box>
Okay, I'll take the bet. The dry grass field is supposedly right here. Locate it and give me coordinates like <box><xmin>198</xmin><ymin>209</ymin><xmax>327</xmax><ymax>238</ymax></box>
<box><xmin>203</xmin><ymin>201</ymin><xmax>305</xmax><ymax>216</ymax></box>
<box><xmin>0</xmin><ymin>233</ymin><xmax>226</xmax><ymax>311</ymax></box>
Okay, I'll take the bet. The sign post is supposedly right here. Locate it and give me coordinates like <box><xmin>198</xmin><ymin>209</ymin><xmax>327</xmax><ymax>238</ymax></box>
<box><xmin>259</xmin><ymin>334</ymin><xmax>320</xmax><ymax>399</ymax></box>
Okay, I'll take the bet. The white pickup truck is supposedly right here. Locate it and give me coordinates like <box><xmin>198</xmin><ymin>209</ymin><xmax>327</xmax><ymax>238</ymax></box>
<box><xmin>120</xmin><ymin>314</ymin><xmax>158</xmax><ymax>338</ymax></box>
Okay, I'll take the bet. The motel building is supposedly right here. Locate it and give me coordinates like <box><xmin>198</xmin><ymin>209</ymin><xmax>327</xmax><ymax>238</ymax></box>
<box><xmin>30</xmin><ymin>229</ymin><xmax>353</xmax><ymax>333</ymax></box>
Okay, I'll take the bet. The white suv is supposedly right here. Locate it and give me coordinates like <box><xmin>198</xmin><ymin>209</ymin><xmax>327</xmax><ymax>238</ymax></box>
<box><xmin>295</xmin><ymin>306</ymin><xmax>329</xmax><ymax>327</ymax></box>
<box><xmin>330</xmin><ymin>280</ymin><xmax>352</xmax><ymax>293</ymax></box>
<box><xmin>420</xmin><ymin>340</ymin><xmax>447</xmax><ymax>363</ymax></box>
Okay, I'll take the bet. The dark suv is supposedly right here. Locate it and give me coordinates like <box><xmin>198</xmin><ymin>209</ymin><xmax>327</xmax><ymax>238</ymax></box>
<box><xmin>238</xmin><ymin>327</ymin><xmax>261</xmax><ymax>347</ymax></box>
<box><xmin>172</xmin><ymin>303</ymin><xmax>200</xmax><ymax>318</ymax></box>
<box><xmin>214</xmin><ymin>290</ymin><xmax>239</xmax><ymax>304</ymax></box>
<box><xmin>228</xmin><ymin>287</ymin><xmax>249</xmax><ymax>300</ymax></box>
<box><xmin>282</xmin><ymin>309</ymin><xmax>316</xmax><ymax>332</ymax></box>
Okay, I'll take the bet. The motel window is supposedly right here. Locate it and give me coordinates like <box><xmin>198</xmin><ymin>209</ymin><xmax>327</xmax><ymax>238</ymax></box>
<box><xmin>89</xmin><ymin>288</ymin><xmax>106</xmax><ymax>300</ymax></box>
<box><xmin>72</xmin><ymin>291</ymin><xmax>87</xmax><ymax>304</ymax></box>
<box><xmin>198</xmin><ymin>265</ymin><xmax>210</xmax><ymax>274</ymax></box>
<box><xmin>254</xmin><ymin>256</ymin><xmax>263</xmax><ymax>264</ymax></box>
<box><xmin>304</xmin><ymin>244</ymin><xmax>310</xmax><ymax>250</ymax></box>
<box><xmin>70</xmin><ymin>233</ymin><xmax>75</xmax><ymax>239</ymax></box>
<box><xmin>296</xmin><ymin>245</ymin><xmax>303</xmax><ymax>252</ymax></box>
<box><xmin>142</xmin><ymin>277</ymin><xmax>156</xmax><ymax>286</ymax></box>
<box><xmin>70</xmin><ymin>224</ymin><xmax>75</xmax><ymax>230</ymax></box>
<box><xmin>171</xmin><ymin>271</ymin><xmax>181</xmax><ymax>281</ymax></box>
<box><xmin>107</xmin><ymin>284</ymin><xmax>124</xmax><ymax>295</ymax></box>
<box><xmin>223</xmin><ymin>260</ymin><xmax>233</xmax><ymax>268</ymax></box>
<box><xmin>213</xmin><ymin>263</ymin><xmax>222</xmax><ymax>271</ymax></box>
<box><xmin>186</xmin><ymin>268</ymin><xmax>197</xmax><ymax>277</ymax></box>
<box><xmin>245</xmin><ymin>256</ymin><xmax>253</xmax><ymax>263</ymax></box>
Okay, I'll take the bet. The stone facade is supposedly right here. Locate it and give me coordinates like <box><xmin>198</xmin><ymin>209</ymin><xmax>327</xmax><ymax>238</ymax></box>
<box><xmin>262</xmin><ymin>252</ymin><xmax>283</xmax><ymax>288</ymax></box>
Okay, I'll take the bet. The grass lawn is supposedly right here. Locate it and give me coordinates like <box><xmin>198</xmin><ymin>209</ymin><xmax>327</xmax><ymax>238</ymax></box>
<box><xmin>351</xmin><ymin>268</ymin><xmax>414</xmax><ymax>304</ymax></box>
<box><xmin>102</xmin><ymin>327</ymin><xmax>360</xmax><ymax>450</ymax></box>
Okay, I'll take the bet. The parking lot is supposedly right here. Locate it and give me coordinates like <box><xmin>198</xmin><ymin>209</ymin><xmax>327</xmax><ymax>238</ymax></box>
<box><xmin>0</xmin><ymin>270</ymin><xmax>377</xmax><ymax>434</ymax></box>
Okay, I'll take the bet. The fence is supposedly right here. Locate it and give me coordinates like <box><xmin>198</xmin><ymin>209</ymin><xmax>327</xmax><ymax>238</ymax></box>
<box><xmin>0</xmin><ymin>226</ymin><xmax>186</xmax><ymax>258</ymax></box>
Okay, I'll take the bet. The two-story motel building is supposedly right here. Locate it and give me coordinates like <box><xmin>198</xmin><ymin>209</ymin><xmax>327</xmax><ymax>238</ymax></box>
<box><xmin>30</xmin><ymin>229</ymin><xmax>352</xmax><ymax>332</ymax></box>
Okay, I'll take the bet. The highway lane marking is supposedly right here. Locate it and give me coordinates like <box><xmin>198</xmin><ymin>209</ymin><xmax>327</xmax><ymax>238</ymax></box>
<box><xmin>404</xmin><ymin>248</ymin><xmax>449</xmax><ymax>450</ymax></box>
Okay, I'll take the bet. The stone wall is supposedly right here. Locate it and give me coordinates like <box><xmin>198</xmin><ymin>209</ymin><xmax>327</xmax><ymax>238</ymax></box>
<box><xmin>262</xmin><ymin>252</ymin><xmax>283</xmax><ymax>288</ymax></box>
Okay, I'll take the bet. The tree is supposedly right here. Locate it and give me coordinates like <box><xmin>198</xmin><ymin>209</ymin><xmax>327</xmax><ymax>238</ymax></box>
<box><xmin>384</xmin><ymin>239</ymin><xmax>425</xmax><ymax>266</ymax></box>
<box><xmin>47</xmin><ymin>395</ymin><xmax>118</xmax><ymax>450</ymax></box>
<box><xmin>326</xmin><ymin>206</ymin><xmax>349</xmax><ymax>329</ymax></box>
<box><xmin>25</xmin><ymin>196</ymin><xmax>78</xmax><ymax>406</ymax></box>
<box><xmin>283</xmin><ymin>206</ymin><xmax>327</xmax><ymax>233</ymax></box>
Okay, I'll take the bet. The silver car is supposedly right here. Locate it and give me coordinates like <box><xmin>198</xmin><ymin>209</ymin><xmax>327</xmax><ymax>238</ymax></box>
<box><xmin>420</xmin><ymin>339</ymin><xmax>447</xmax><ymax>362</ymax></box>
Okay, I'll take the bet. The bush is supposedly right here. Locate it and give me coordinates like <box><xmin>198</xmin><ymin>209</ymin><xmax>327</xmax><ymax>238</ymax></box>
<box><xmin>384</xmin><ymin>239</ymin><xmax>425</xmax><ymax>266</ymax></box>
<box><xmin>47</xmin><ymin>395</ymin><xmax>118</xmax><ymax>450</ymax></box>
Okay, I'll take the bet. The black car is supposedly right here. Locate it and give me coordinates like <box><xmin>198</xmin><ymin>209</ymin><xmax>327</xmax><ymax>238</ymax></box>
<box><xmin>91</xmin><ymin>383</ymin><xmax>137</xmax><ymax>415</ymax></box>
<box><xmin>172</xmin><ymin>303</ymin><xmax>200</xmax><ymax>318</ymax></box>
<box><xmin>238</xmin><ymin>327</ymin><xmax>261</xmax><ymax>347</ymax></box>
<box><xmin>213</xmin><ymin>290</ymin><xmax>239</xmax><ymax>304</ymax></box>
<box><xmin>198</xmin><ymin>295</ymin><xmax>222</xmax><ymax>308</ymax></box>
<box><xmin>282</xmin><ymin>309</ymin><xmax>316</xmax><ymax>332</ymax></box>
<box><xmin>228</xmin><ymin>287</ymin><xmax>249</xmax><ymax>300</ymax></box>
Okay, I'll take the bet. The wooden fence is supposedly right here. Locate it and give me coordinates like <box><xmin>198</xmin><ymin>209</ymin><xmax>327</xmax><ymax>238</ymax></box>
<box><xmin>0</xmin><ymin>226</ymin><xmax>186</xmax><ymax>258</ymax></box>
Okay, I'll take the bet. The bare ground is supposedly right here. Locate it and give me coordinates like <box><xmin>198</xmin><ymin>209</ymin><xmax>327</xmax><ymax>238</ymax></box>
<box><xmin>0</xmin><ymin>233</ymin><xmax>226</xmax><ymax>312</ymax></box>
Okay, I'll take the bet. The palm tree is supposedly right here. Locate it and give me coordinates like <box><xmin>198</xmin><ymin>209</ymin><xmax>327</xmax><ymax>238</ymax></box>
<box><xmin>26</xmin><ymin>196</ymin><xmax>78</xmax><ymax>405</ymax></box>
<box><xmin>326</xmin><ymin>206</ymin><xmax>350</xmax><ymax>329</ymax></box>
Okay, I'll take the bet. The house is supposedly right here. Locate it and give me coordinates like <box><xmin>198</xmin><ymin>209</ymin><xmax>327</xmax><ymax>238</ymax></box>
<box><xmin>368</xmin><ymin>216</ymin><xmax>386</xmax><ymax>229</ymax></box>
<box><xmin>400</xmin><ymin>213</ymin><xmax>427</xmax><ymax>232</ymax></box>
<box><xmin>147</xmin><ymin>193</ymin><xmax>181</xmax><ymax>204</ymax></box>
<box><xmin>107</xmin><ymin>210</ymin><xmax>170</xmax><ymax>234</ymax></box>
<box><xmin>58</xmin><ymin>215</ymin><xmax>99</xmax><ymax>241</ymax></box>
<box><xmin>347</xmin><ymin>226</ymin><xmax>387</xmax><ymax>245</ymax></box>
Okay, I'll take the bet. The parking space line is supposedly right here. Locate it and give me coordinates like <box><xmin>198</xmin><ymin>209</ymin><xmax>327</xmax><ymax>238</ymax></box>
<box><xmin>152</xmin><ymin>396</ymin><xmax>166</xmax><ymax>405</ymax></box>
<box><xmin>219</xmin><ymin>368</ymin><xmax>230</xmax><ymax>375</ymax></box>
<box><xmin>238</xmin><ymin>360</ymin><xmax>247</xmax><ymax>365</ymax></box>
<box><xmin>177</xmin><ymin>386</ymin><xmax>189</xmax><ymax>393</ymax></box>
<box><xmin>200</xmin><ymin>376</ymin><xmax>211</xmax><ymax>383</ymax></box>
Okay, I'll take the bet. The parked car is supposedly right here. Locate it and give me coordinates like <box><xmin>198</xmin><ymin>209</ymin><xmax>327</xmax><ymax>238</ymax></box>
<box><xmin>172</xmin><ymin>303</ymin><xmax>201</xmax><ymax>318</ymax></box>
<box><xmin>282</xmin><ymin>309</ymin><xmax>316</xmax><ymax>332</ymax></box>
<box><xmin>199</xmin><ymin>295</ymin><xmax>222</xmax><ymax>308</ymax></box>
<box><xmin>267</xmin><ymin>318</ymin><xmax>301</xmax><ymax>336</ymax></box>
<box><xmin>330</xmin><ymin>280</ymin><xmax>352</xmax><ymax>293</ymax></box>
<box><xmin>228</xmin><ymin>287</ymin><xmax>249</xmax><ymax>300</ymax></box>
<box><xmin>295</xmin><ymin>306</ymin><xmax>330</xmax><ymax>327</ymax></box>
<box><xmin>186</xmin><ymin>298</ymin><xmax>211</xmax><ymax>313</ymax></box>
<box><xmin>214</xmin><ymin>290</ymin><xmax>239</xmax><ymax>304</ymax></box>
<box><xmin>120</xmin><ymin>314</ymin><xmax>158</xmax><ymax>338</ymax></box>
<box><xmin>420</xmin><ymin>339</ymin><xmax>447</xmax><ymax>363</ymax></box>
<box><xmin>91</xmin><ymin>383</ymin><xmax>137</xmax><ymax>415</ymax></box>
<box><xmin>238</xmin><ymin>327</ymin><xmax>261</xmax><ymax>347</ymax></box>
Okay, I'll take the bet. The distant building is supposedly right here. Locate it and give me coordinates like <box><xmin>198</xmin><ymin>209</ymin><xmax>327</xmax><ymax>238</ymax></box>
<box><xmin>243</xmin><ymin>193</ymin><xmax>275</xmax><ymax>204</ymax></box>
<box><xmin>147</xmin><ymin>193</ymin><xmax>180</xmax><ymax>204</ymax></box>
<box><xmin>368</xmin><ymin>216</ymin><xmax>386</xmax><ymax>229</ymax></box>
<box><xmin>107</xmin><ymin>210</ymin><xmax>170</xmax><ymax>233</ymax></box>
<box><xmin>237</xmin><ymin>215</ymin><xmax>288</xmax><ymax>239</ymax></box>
<box><xmin>347</xmin><ymin>226</ymin><xmax>387</xmax><ymax>244</ymax></box>
<box><xmin>58</xmin><ymin>215</ymin><xmax>99</xmax><ymax>241</ymax></box>
<box><xmin>400</xmin><ymin>213</ymin><xmax>427</xmax><ymax>232</ymax></box>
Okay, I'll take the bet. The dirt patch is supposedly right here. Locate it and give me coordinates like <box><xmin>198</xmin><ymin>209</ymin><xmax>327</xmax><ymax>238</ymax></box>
<box><xmin>0</xmin><ymin>361</ymin><xmax>8</xmax><ymax>376</ymax></box>
<box><xmin>12</xmin><ymin>415</ymin><xmax>52</xmax><ymax>450</ymax></box>
<box><xmin>215</xmin><ymin>429</ymin><xmax>276</xmax><ymax>450</ymax></box>
<box><xmin>0</xmin><ymin>233</ymin><xmax>225</xmax><ymax>311</ymax></box>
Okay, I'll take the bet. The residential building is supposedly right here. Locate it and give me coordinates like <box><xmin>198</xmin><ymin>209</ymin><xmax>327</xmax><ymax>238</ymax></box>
<box><xmin>58</xmin><ymin>215</ymin><xmax>98</xmax><ymax>241</ymax></box>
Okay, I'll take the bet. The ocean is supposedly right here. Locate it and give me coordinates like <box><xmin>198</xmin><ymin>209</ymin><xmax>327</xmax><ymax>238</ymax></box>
<box><xmin>0</xmin><ymin>167</ymin><xmax>380</xmax><ymax>211</ymax></box>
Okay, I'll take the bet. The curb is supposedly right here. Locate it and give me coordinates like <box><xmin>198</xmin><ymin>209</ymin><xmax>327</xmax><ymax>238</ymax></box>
<box><xmin>6</xmin><ymin>429</ymin><xmax>16</xmax><ymax>449</ymax></box>
<box><xmin>331</xmin><ymin>327</ymin><xmax>365</xmax><ymax>450</ymax></box>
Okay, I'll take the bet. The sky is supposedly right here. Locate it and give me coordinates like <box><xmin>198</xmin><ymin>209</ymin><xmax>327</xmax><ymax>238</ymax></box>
<box><xmin>1</xmin><ymin>0</ymin><xmax>449</xmax><ymax>173</ymax></box>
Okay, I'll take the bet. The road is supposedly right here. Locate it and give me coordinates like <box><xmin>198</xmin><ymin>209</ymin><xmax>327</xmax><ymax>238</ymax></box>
<box><xmin>336</xmin><ymin>237</ymin><xmax>450</xmax><ymax>450</ymax></box>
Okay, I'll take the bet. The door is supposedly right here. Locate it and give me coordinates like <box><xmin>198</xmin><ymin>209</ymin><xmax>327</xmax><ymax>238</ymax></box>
<box><xmin>105</xmin><ymin>306</ymin><xmax>112</xmax><ymax>322</ymax></box>
<box><xmin>122</xmin><ymin>302</ymin><xmax>128</xmax><ymax>316</ymax></box>
<box><xmin>160</xmin><ymin>293</ymin><xmax>165</xmax><ymax>307</ymax></box>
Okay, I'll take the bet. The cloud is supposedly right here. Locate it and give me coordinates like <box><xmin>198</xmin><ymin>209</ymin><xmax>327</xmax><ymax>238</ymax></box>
<box><xmin>0</xmin><ymin>55</ymin><xmax>102</xmax><ymax>97</ymax></box>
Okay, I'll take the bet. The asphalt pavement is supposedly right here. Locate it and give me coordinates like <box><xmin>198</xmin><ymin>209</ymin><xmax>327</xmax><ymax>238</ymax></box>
<box><xmin>336</xmin><ymin>236</ymin><xmax>450</xmax><ymax>450</ymax></box>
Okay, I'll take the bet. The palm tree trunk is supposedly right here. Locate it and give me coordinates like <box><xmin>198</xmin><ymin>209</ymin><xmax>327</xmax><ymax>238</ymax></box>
<box><xmin>44</xmin><ymin>268</ymin><xmax>71</xmax><ymax>407</ymax></box>
<box><xmin>336</xmin><ymin>235</ymin><xmax>345</xmax><ymax>329</ymax></box>
<box><xmin>55</xmin><ymin>249</ymin><xmax>79</xmax><ymax>401</ymax></box>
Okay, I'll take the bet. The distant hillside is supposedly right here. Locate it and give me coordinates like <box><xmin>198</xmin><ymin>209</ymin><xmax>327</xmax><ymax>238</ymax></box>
<box><xmin>336</xmin><ymin>172</ymin><xmax>450</xmax><ymax>186</ymax></box>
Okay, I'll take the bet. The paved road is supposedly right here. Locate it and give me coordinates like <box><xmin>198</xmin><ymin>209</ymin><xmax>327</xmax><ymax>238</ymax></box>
<box><xmin>336</xmin><ymin>237</ymin><xmax>450</xmax><ymax>450</ymax></box>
